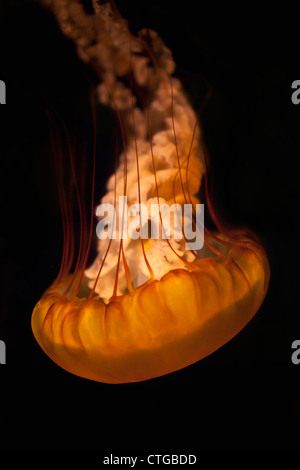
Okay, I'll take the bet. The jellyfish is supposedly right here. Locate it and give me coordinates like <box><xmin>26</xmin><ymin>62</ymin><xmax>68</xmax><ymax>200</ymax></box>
<box><xmin>31</xmin><ymin>0</ymin><xmax>270</xmax><ymax>383</ymax></box>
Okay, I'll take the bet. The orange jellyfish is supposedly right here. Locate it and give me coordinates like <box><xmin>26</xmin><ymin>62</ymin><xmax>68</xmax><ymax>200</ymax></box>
<box><xmin>32</xmin><ymin>0</ymin><xmax>270</xmax><ymax>383</ymax></box>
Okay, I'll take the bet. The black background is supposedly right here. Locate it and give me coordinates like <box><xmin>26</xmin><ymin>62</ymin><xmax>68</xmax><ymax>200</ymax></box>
<box><xmin>0</xmin><ymin>0</ymin><xmax>300</xmax><ymax>453</ymax></box>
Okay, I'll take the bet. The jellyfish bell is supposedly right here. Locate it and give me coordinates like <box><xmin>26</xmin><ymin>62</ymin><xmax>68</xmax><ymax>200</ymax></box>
<box><xmin>31</xmin><ymin>0</ymin><xmax>270</xmax><ymax>383</ymax></box>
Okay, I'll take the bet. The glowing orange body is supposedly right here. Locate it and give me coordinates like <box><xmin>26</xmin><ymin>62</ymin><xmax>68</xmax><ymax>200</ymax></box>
<box><xmin>32</xmin><ymin>231</ymin><xmax>269</xmax><ymax>383</ymax></box>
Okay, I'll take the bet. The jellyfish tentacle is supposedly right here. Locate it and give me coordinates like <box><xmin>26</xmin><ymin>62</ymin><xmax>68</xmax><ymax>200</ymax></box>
<box><xmin>72</xmin><ymin>92</ymin><xmax>97</xmax><ymax>298</ymax></box>
<box><xmin>145</xmin><ymin>80</ymin><xmax>194</xmax><ymax>270</ymax></box>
